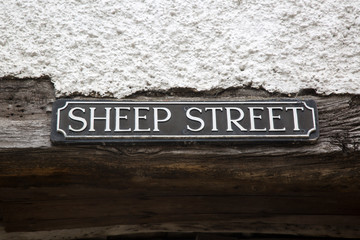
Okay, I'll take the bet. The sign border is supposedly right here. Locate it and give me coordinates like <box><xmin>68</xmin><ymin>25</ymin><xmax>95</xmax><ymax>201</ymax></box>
<box><xmin>53</xmin><ymin>100</ymin><xmax>319</xmax><ymax>142</ymax></box>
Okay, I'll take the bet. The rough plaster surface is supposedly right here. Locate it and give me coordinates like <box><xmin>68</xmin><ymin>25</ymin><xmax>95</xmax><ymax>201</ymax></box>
<box><xmin>1</xmin><ymin>0</ymin><xmax>359</xmax><ymax>98</ymax></box>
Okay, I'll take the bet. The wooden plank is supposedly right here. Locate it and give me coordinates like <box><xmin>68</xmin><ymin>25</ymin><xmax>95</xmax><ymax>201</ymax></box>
<box><xmin>2</xmin><ymin>186</ymin><xmax>360</xmax><ymax>231</ymax></box>
<box><xmin>0</xmin><ymin>76</ymin><xmax>55</xmax><ymax>148</ymax></box>
<box><xmin>0</xmin><ymin>77</ymin><xmax>360</xmax><ymax>237</ymax></box>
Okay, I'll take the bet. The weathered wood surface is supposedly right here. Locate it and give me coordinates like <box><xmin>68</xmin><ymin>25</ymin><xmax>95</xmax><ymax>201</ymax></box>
<box><xmin>0</xmin><ymin>77</ymin><xmax>360</xmax><ymax>238</ymax></box>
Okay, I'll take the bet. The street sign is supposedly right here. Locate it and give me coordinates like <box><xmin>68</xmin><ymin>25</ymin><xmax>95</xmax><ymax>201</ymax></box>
<box><xmin>51</xmin><ymin>100</ymin><xmax>319</xmax><ymax>143</ymax></box>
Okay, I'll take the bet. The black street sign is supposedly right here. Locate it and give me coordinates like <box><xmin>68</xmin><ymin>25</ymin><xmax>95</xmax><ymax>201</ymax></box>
<box><xmin>51</xmin><ymin>100</ymin><xmax>319</xmax><ymax>143</ymax></box>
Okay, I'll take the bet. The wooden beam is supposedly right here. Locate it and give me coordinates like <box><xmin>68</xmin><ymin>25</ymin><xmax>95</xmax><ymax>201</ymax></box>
<box><xmin>0</xmin><ymin>77</ymin><xmax>359</xmax><ymax>238</ymax></box>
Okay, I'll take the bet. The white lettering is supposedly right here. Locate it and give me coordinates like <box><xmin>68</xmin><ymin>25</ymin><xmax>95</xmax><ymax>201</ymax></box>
<box><xmin>89</xmin><ymin>107</ymin><xmax>111</xmax><ymax>132</ymax></box>
<box><xmin>134</xmin><ymin>107</ymin><xmax>150</xmax><ymax>132</ymax></box>
<box><xmin>153</xmin><ymin>107</ymin><xmax>171</xmax><ymax>132</ymax></box>
<box><xmin>68</xmin><ymin>107</ymin><xmax>87</xmax><ymax>132</ymax></box>
<box><xmin>186</xmin><ymin>107</ymin><xmax>205</xmax><ymax>132</ymax></box>
<box><xmin>114</xmin><ymin>107</ymin><xmax>131</xmax><ymax>132</ymax></box>
<box><xmin>205</xmin><ymin>107</ymin><xmax>223</xmax><ymax>132</ymax></box>
<box><xmin>248</xmin><ymin>107</ymin><xmax>266</xmax><ymax>132</ymax></box>
<box><xmin>268</xmin><ymin>107</ymin><xmax>286</xmax><ymax>131</ymax></box>
<box><xmin>226</xmin><ymin>107</ymin><xmax>246</xmax><ymax>132</ymax></box>
<box><xmin>286</xmin><ymin>107</ymin><xmax>304</xmax><ymax>131</ymax></box>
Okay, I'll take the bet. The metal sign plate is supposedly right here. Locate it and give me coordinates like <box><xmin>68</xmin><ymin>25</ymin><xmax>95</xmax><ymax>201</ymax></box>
<box><xmin>51</xmin><ymin>99</ymin><xmax>319</xmax><ymax>143</ymax></box>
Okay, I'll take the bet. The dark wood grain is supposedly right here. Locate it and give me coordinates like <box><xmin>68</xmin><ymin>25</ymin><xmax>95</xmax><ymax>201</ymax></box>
<box><xmin>0</xmin><ymin>77</ymin><xmax>359</xmax><ymax>238</ymax></box>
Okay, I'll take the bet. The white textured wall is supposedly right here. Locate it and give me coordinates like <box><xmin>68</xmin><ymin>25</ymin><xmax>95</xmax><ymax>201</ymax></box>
<box><xmin>1</xmin><ymin>0</ymin><xmax>359</xmax><ymax>97</ymax></box>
